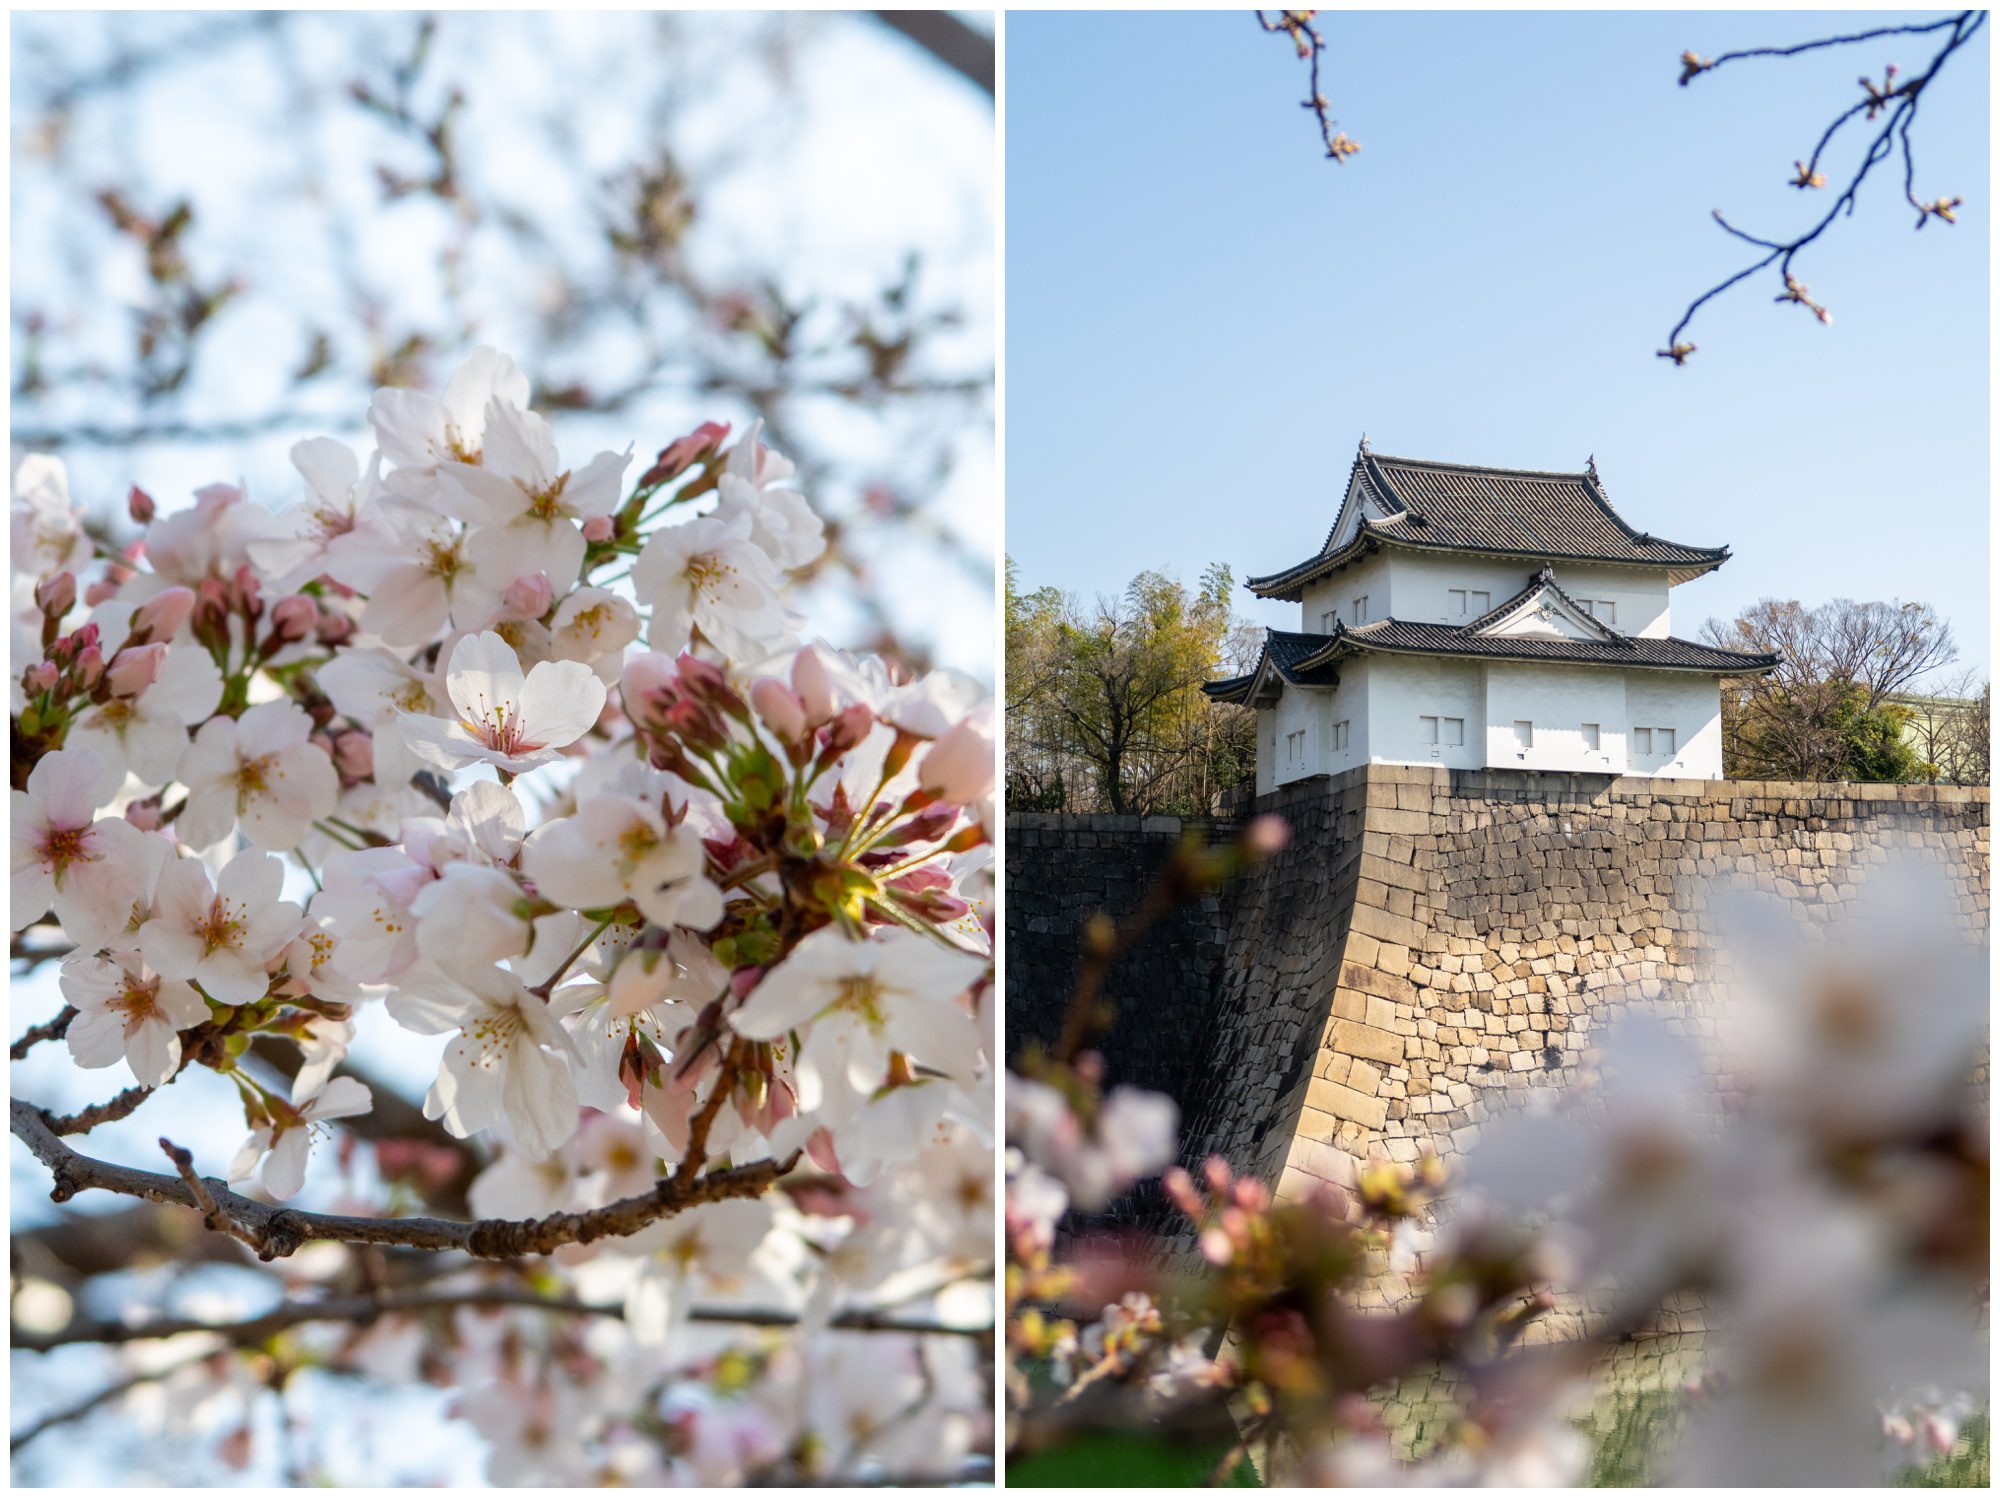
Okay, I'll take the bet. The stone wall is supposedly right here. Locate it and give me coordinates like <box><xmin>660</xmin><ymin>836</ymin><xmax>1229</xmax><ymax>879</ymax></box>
<box><xmin>1003</xmin><ymin>813</ymin><xmax>1231</xmax><ymax>1108</ymax></box>
<box><xmin>1007</xmin><ymin>768</ymin><xmax>1990</xmax><ymax>1227</ymax></box>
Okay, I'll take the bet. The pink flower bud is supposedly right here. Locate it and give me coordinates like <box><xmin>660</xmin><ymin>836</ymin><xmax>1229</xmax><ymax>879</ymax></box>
<box><xmin>72</xmin><ymin>645</ymin><xmax>104</xmax><ymax>690</ymax></box>
<box><xmin>822</xmin><ymin>702</ymin><xmax>874</xmax><ymax>758</ymax></box>
<box><xmin>316</xmin><ymin>611</ymin><xmax>355</xmax><ymax>646</ymax></box>
<box><xmin>581</xmin><ymin>515</ymin><xmax>614</xmax><ymax>542</ymax></box>
<box><xmin>749</xmin><ymin>678</ymin><xmax>806</xmax><ymax>743</ymax></box>
<box><xmin>621</xmin><ymin>652</ymin><xmax>679</xmax><ymax>731</ymax></box>
<box><xmin>105</xmin><ymin>642</ymin><xmax>167</xmax><ymax>698</ymax></box>
<box><xmin>22</xmin><ymin>661</ymin><xmax>58</xmax><ymax>695</ymax></box>
<box><xmin>83</xmin><ymin>579</ymin><xmax>120</xmax><ymax>607</ymax></box>
<box><xmin>641</xmin><ymin>420</ymin><xmax>732</xmax><ymax>488</ymax></box>
<box><xmin>34</xmin><ymin>572</ymin><xmax>75</xmax><ymax>619</ymax></box>
<box><xmin>504</xmin><ymin>573</ymin><xmax>554</xmax><ymax>618</ymax></box>
<box><xmin>919</xmin><ymin>710</ymin><xmax>995</xmax><ymax>806</ymax></box>
<box><xmin>790</xmin><ymin>644</ymin><xmax>836</xmax><ymax>726</ymax></box>
<box><xmin>269</xmin><ymin>594</ymin><xmax>317</xmax><ymax>644</ymax></box>
<box><xmin>333</xmin><ymin>731</ymin><xmax>374</xmax><ymax>782</ymax></box>
<box><xmin>131</xmin><ymin>586</ymin><xmax>197</xmax><ymax>642</ymax></box>
<box><xmin>124</xmin><ymin>798</ymin><xmax>164</xmax><ymax>832</ymax></box>
<box><xmin>127</xmin><ymin>485</ymin><xmax>156</xmax><ymax>525</ymax></box>
<box><xmin>231</xmin><ymin>564</ymin><xmax>263</xmax><ymax>618</ymax></box>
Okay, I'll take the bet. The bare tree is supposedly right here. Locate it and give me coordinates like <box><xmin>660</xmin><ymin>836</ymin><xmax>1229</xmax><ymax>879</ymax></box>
<box><xmin>1703</xmin><ymin>597</ymin><xmax>1957</xmax><ymax>781</ymax></box>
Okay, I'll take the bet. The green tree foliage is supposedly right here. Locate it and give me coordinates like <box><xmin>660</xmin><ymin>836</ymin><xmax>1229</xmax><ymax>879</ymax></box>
<box><xmin>1006</xmin><ymin>561</ymin><xmax>1254</xmax><ymax>816</ymax></box>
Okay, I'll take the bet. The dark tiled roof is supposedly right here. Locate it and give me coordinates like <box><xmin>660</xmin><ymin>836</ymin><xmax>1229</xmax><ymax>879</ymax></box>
<box><xmin>1247</xmin><ymin>447</ymin><xmax>1731</xmax><ymax>599</ymax></box>
<box><xmin>1202</xmin><ymin>629</ymin><xmax>1343</xmax><ymax>701</ymax></box>
<box><xmin>1206</xmin><ymin>621</ymin><xmax>1777</xmax><ymax>701</ymax></box>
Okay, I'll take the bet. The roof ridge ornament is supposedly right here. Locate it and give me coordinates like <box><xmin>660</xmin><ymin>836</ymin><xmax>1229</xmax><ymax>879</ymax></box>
<box><xmin>1585</xmin><ymin>452</ymin><xmax>1598</xmax><ymax>478</ymax></box>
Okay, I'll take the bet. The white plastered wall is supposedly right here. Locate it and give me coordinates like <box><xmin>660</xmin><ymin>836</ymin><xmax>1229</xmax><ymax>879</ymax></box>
<box><xmin>1626</xmin><ymin>671</ymin><xmax>1724</xmax><ymax>779</ymax></box>
<box><xmin>1382</xmin><ymin>552</ymin><xmax>1673</xmax><ymax>637</ymax></box>
<box><xmin>1299</xmin><ymin>555</ymin><xmax>1392</xmax><ymax>634</ymax></box>
<box><xmin>1481</xmin><ymin>661</ymin><xmax>1628</xmax><ymax>774</ymax></box>
<box><xmin>1268</xmin><ymin>662</ymin><xmax>1370</xmax><ymax>787</ymax></box>
<box><xmin>1365</xmin><ymin>655</ymin><xmax>1482</xmax><ymax>770</ymax></box>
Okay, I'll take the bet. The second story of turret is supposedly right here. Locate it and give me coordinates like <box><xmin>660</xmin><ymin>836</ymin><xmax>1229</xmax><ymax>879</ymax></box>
<box><xmin>1254</xmin><ymin>442</ymin><xmax>1731</xmax><ymax>642</ymax></box>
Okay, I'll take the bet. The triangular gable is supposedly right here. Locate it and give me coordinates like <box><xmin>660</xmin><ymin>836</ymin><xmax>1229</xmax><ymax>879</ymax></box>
<box><xmin>1318</xmin><ymin>452</ymin><xmax>1407</xmax><ymax>558</ymax></box>
<box><xmin>1469</xmin><ymin>567</ymin><xmax>1627</xmax><ymax>645</ymax></box>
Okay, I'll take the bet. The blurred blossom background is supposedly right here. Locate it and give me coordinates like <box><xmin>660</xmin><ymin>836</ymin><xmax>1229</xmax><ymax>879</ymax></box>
<box><xmin>10</xmin><ymin>9</ymin><xmax>992</xmax><ymax>1484</ymax></box>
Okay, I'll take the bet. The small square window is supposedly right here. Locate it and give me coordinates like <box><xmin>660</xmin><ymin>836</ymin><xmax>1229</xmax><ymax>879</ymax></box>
<box><xmin>1513</xmin><ymin>720</ymin><xmax>1533</xmax><ymax>750</ymax></box>
<box><xmin>1419</xmin><ymin>715</ymin><xmax>1439</xmax><ymax>746</ymax></box>
<box><xmin>1633</xmin><ymin>727</ymin><xmax>1652</xmax><ymax>754</ymax></box>
<box><xmin>1351</xmin><ymin>595</ymin><xmax>1369</xmax><ymax>625</ymax></box>
<box><xmin>1581</xmin><ymin>723</ymin><xmax>1600</xmax><ymax>750</ymax></box>
<box><xmin>1470</xmin><ymin>590</ymin><xmax>1490</xmax><ymax>614</ymax></box>
<box><xmin>1658</xmin><ymin>727</ymin><xmax>1675</xmax><ymax>754</ymax></box>
<box><xmin>1449</xmin><ymin>588</ymin><xmax>1468</xmax><ymax>616</ymax></box>
<box><xmin>1321</xmin><ymin>610</ymin><xmax>1337</xmax><ymax>633</ymax></box>
<box><xmin>1443</xmin><ymin>717</ymin><xmax>1464</xmax><ymax>747</ymax></box>
<box><xmin>1332</xmin><ymin>719</ymin><xmax>1350</xmax><ymax>751</ymax></box>
<box><xmin>1598</xmin><ymin>600</ymin><xmax>1617</xmax><ymax>625</ymax></box>
<box><xmin>1577</xmin><ymin>599</ymin><xmax>1593</xmax><ymax>617</ymax></box>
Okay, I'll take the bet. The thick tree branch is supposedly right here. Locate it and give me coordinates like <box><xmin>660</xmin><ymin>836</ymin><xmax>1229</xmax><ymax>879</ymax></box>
<box><xmin>871</xmin><ymin>11</ymin><xmax>994</xmax><ymax>96</ymax></box>
<box><xmin>12</xmin><ymin>1097</ymin><xmax>793</xmax><ymax>1261</ymax></box>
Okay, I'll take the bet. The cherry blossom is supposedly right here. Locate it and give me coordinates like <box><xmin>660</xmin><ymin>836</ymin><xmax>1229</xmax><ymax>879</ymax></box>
<box><xmin>177</xmin><ymin>698</ymin><xmax>341</xmax><ymax>852</ymax></box>
<box><xmin>631</xmin><ymin>509</ymin><xmax>788</xmax><ymax>660</ymax></box>
<box><xmin>440</xmin><ymin>398</ymin><xmax>631</xmax><ymax>586</ymax></box>
<box><xmin>137</xmin><ymin>851</ymin><xmax>303</xmax><ymax>1004</ymax></box>
<box><xmin>521</xmin><ymin>793</ymin><xmax>723</xmax><ymax>931</ymax></box>
<box><xmin>64</xmin><ymin>642</ymin><xmax>224</xmax><ymax>787</ymax></box>
<box><xmin>394</xmin><ymin>963</ymin><xmax>582</xmax><ymax>1159</ymax></box>
<box><xmin>59</xmin><ymin>949</ymin><xmax>210</xmax><ymax>1086</ymax></box>
<box><xmin>368</xmin><ymin>345</ymin><xmax>532</xmax><ymax>507</ymax></box>
<box><xmin>729</xmin><ymin>927</ymin><xmax>986</xmax><ymax>1125</ymax></box>
<box><xmin>228</xmin><ymin>1074</ymin><xmax>374</xmax><ymax>1200</ymax></box>
<box><xmin>11</xmin><ymin>747</ymin><xmax>159</xmax><ymax>948</ymax></box>
<box><xmin>398</xmin><ymin>630</ymin><xmax>606</xmax><ymax>775</ymax></box>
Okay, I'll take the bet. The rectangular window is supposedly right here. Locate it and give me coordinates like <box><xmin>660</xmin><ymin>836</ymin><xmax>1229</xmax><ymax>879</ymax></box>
<box><xmin>1597</xmin><ymin>600</ymin><xmax>1617</xmax><ymax>625</ymax></box>
<box><xmin>1332</xmin><ymin>720</ymin><xmax>1349</xmax><ymax>751</ymax></box>
<box><xmin>1577</xmin><ymin>599</ymin><xmax>1593</xmax><ymax>617</ymax></box>
<box><xmin>1632</xmin><ymin>727</ymin><xmax>1652</xmax><ymax>754</ymax></box>
<box><xmin>1286</xmin><ymin>729</ymin><xmax>1305</xmax><ymax>765</ymax></box>
<box><xmin>1449</xmin><ymin>588</ymin><xmax>1467</xmax><ymax>617</ymax></box>
<box><xmin>1443</xmin><ymin>716</ymin><xmax>1464</xmax><ymax>747</ymax></box>
<box><xmin>1658</xmin><ymin>727</ymin><xmax>1675</xmax><ymax>754</ymax></box>
<box><xmin>1470</xmin><ymin>590</ymin><xmax>1490</xmax><ymax>614</ymax></box>
<box><xmin>1513</xmin><ymin>720</ymin><xmax>1533</xmax><ymax>750</ymax></box>
<box><xmin>1350</xmin><ymin>595</ymin><xmax>1369</xmax><ymax>625</ymax></box>
<box><xmin>1581</xmin><ymin>722</ymin><xmax>1601</xmax><ymax>751</ymax></box>
<box><xmin>1320</xmin><ymin>610</ymin><xmax>1337</xmax><ymax>633</ymax></box>
<box><xmin>1419</xmin><ymin>715</ymin><xmax>1439</xmax><ymax>746</ymax></box>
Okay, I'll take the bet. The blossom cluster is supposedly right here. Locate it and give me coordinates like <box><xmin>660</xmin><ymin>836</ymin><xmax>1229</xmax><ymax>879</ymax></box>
<box><xmin>11</xmin><ymin>348</ymin><xmax>995</xmax><ymax>1482</ymax></box>
<box><xmin>1004</xmin><ymin>854</ymin><xmax>1987</xmax><ymax>1486</ymax></box>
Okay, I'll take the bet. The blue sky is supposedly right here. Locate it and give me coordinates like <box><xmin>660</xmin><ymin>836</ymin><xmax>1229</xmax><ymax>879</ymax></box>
<box><xmin>1007</xmin><ymin>10</ymin><xmax>1989</xmax><ymax>678</ymax></box>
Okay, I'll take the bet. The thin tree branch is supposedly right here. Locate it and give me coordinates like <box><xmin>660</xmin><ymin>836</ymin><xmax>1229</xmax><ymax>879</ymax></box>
<box><xmin>8</xmin><ymin>1351</ymin><xmax>215</xmax><ymax>1453</ymax></box>
<box><xmin>1256</xmin><ymin>11</ymin><xmax>1359</xmax><ymax>162</ymax></box>
<box><xmin>1660</xmin><ymin>10</ymin><xmax>1983</xmax><ymax>363</ymax></box>
<box><xmin>10</xmin><ymin>1006</ymin><xmax>76</xmax><ymax>1060</ymax></box>
<box><xmin>11</xmin><ymin>1097</ymin><xmax>793</xmax><ymax>1261</ymax></box>
<box><xmin>12</xmin><ymin>1283</ymin><xmax>989</xmax><ymax>1353</ymax></box>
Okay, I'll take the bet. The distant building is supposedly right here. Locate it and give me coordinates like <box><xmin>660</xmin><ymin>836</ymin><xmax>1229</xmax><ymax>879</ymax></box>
<box><xmin>1205</xmin><ymin>442</ymin><xmax>1778</xmax><ymax>791</ymax></box>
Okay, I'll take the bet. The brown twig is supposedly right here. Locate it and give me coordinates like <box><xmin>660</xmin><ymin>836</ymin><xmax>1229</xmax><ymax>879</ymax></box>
<box><xmin>10</xmin><ymin>1006</ymin><xmax>76</xmax><ymax>1060</ymax></box>
<box><xmin>12</xmin><ymin>1283</ymin><xmax>989</xmax><ymax>1353</ymax></box>
<box><xmin>11</xmin><ymin>1097</ymin><xmax>792</xmax><ymax>1262</ymax></box>
<box><xmin>1660</xmin><ymin>10</ymin><xmax>1984</xmax><ymax>363</ymax></box>
<box><xmin>1255</xmin><ymin>11</ymin><xmax>1359</xmax><ymax>163</ymax></box>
